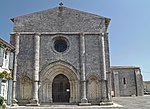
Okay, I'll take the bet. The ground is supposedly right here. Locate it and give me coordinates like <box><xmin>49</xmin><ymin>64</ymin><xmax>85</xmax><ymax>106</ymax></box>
<box><xmin>113</xmin><ymin>95</ymin><xmax>150</xmax><ymax>109</ymax></box>
<box><xmin>7</xmin><ymin>96</ymin><xmax>150</xmax><ymax>109</ymax></box>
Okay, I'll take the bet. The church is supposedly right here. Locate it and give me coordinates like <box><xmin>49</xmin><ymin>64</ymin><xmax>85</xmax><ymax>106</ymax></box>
<box><xmin>9</xmin><ymin>4</ymin><xmax>143</xmax><ymax>106</ymax></box>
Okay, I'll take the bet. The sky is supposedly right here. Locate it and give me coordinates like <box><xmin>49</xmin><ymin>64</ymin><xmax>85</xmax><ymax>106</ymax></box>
<box><xmin>0</xmin><ymin>0</ymin><xmax>150</xmax><ymax>80</ymax></box>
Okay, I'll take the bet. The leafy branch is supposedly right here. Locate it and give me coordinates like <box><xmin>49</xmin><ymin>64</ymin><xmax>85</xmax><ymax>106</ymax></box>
<box><xmin>0</xmin><ymin>70</ymin><xmax>12</xmax><ymax>80</ymax></box>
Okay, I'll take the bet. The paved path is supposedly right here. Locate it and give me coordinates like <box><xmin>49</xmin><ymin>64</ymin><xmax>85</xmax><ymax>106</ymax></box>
<box><xmin>7</xmin><ymin>95</ymin><xmax>150</xmax><ymax>109</ymax></box>
<box><xmin>113</xmin><ymin>95</ymin><xmax>150</xmax><ymax>109</ymax></box>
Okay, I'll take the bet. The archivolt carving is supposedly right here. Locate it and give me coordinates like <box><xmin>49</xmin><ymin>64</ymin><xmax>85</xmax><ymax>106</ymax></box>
<box><xmin>40</xmin><ymin>61</ymin><xmax>79</xmax><ymax>81</ymax></box>
<box><xmin>39</xmin><ymin>61</ymin><xmax>80</xmax><ymax>103</ymax></box>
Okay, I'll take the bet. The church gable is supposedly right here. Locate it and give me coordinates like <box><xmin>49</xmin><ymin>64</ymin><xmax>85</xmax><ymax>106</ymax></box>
<box><xmin>12</xmin><ymin>6</ymin><xmax>110</xmax><ymax>32</ymax></box>
<box><xmin>10</xmin><ymin>5</ymin><xmax>113</xmax><ymax>105</ymax></box>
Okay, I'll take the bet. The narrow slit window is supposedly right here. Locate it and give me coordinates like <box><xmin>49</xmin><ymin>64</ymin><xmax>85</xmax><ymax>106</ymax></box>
<box><xmin>123</xmin><ymin>77</ymin><xmax>127</xmax><ymax>85</ymax></box>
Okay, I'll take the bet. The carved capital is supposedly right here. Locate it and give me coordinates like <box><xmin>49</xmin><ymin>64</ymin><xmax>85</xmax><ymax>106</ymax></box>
<box><xmin>34</xmin><ymin>32</ymin><xmax>41</xmax><ymax>36</ymax></box>
<box><xmin>15</xmin><ymin>32</ymin><xmax>20</xmax><ymax>36</ymax></box>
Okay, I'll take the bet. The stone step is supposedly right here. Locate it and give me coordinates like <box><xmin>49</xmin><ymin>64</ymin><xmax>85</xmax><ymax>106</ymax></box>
<box><xmin>7</xmin><ymin>103</ymin><xmax>123</xmax><ymax>109</ymax></box>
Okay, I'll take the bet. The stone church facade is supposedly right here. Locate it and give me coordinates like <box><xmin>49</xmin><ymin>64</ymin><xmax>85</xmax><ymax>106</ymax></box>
<box><xmin>10</xmin><ymin>4</ymin><xmax>143</xmax><ymax>106</ymax></box>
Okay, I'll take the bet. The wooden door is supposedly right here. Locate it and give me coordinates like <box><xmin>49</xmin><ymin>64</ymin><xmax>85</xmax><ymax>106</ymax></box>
<box><xmin>52</xmin><ymin>74</ymin><xmax>70</xmax><ymax>102</ymax></box>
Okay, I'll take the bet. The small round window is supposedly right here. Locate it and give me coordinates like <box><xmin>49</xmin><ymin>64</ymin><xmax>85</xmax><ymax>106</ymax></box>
<box><xmin>54</xmin><ymin>38</ymin><xmax>68</xmax><ymax>52</ymax></box>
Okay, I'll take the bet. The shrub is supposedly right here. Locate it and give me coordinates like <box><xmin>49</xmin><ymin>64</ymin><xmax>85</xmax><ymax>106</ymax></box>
<box><xmin>0</xmin><ymin>70</ymin><xmax>12</xmax><ymax>80</ymax></box>
<box><xmin>0</xmin><ymin>96</ymin><xmax>4</xmax><ymax>106</ymax></box>
<box><xmin>0</xmin><ymin>96</ymin><xmax>6</xmax><ymax>109</ymax></box>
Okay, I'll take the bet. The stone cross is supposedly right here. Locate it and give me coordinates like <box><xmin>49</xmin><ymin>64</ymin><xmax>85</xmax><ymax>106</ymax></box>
<box><xmin>59</xmin><ymin>2</ymin><xmax>64</xmax><ymax>6</ymax></box>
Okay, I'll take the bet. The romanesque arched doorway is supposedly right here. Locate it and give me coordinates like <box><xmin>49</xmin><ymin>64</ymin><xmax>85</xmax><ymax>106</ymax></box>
<box><xmin>39</xmin><ymin>61</ymin><xmax>80</xmax><ymax>104</ymax></box>
<box><xmin>52</xmin><ymin>74</ymin><xmax>70</xmax><ymax>102</ymax></box>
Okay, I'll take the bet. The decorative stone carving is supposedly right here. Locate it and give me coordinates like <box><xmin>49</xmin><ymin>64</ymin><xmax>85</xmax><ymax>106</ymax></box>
<box><xmin>88</xmin><ymin>76</ymin><xmax>100</xmax><ymax>101</ymax></box>
<box><xmin>21</xmin><ymin>76</ymin><xmax>32</xmax><ymax>100</ymax></box>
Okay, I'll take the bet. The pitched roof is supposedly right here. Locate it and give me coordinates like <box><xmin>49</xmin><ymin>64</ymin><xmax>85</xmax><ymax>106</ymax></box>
<box><xmin>111</xmin><ymin>66</ymin><xmax>140</xmax><ymax>69</ymax></box>
<box><xmin>0</xmin><ymin>38</ymin><xmax>15</xmax><ymax>50</ymax></box>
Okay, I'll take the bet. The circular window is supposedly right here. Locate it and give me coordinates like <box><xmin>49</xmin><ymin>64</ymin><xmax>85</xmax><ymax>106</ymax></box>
<box><xmin>54</xmin><ymin>38</ymin><xmax>68</xmax><ymax>52</ymax></box>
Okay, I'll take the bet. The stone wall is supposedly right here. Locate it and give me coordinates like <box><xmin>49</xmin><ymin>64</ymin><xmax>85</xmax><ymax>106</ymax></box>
<box><xmin>13</xmin><ymin>7</ymin><xmax>106</xmax><ymax>33</ymax></box>
<box><xmin>85</xmin><ymin>35</ymin><xmax>101</xmax><ymax>77</ymax></box>
<box><xmin>111</xmin><ymin>67</ymin><xmax>143</xmax><ymax>97</ymax></box>
<box><xmin>39</xmin><ymin>34</ymin><xmax>80</xmax><ymax>74</ymax></box>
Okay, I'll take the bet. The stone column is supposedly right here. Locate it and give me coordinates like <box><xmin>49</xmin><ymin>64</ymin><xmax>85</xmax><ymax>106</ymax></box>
<box><xmin>48</xmin><ymin>81</ymin><xmax>52</xmax><ymax>103</ymax></box>
<box><xmin>31</xmin><ymin>33</ymin><xmax>40</xmax><ymax>105</ymax></box>
<box><xmin>100</xmin><ymin>33</ymin><xmax>107</xmax><ymax>102</ymax></box>
<box><xmin>12</xmin><ymin>33</ymin><xmax>19</xmax><ymax>105</ymax></box>
<box><xmin>113</xmin><ymin>72</ymin><xmax>120</xmax><ymax>97</ymax></box>
<box><xmin>101</xmin><ymin>33</ymin><xmax>107</xmax><ymax>80</ymax></box>
<box><xmin>100</xmin><ymin>33</ymin><xmax>113</xmax><ymax>105</ymax></box>
<box><xmin>79</xmin><ymin>33</ymin><xmax>91</xmax><ymax>106</ymax></box>
<box><xmin>75</xmin><ymin>81</ymin><xmax>78</xmax><ymax>102</ymax></box>
<box><xmin>105</xmin><ymin>33</ymin><xmax>112</xmax><ymax>103</ymax></box>
<box><xmin>69</xmin><ymin>80</ymin><xmax>73</xmax><ymax>103</ymax></box>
